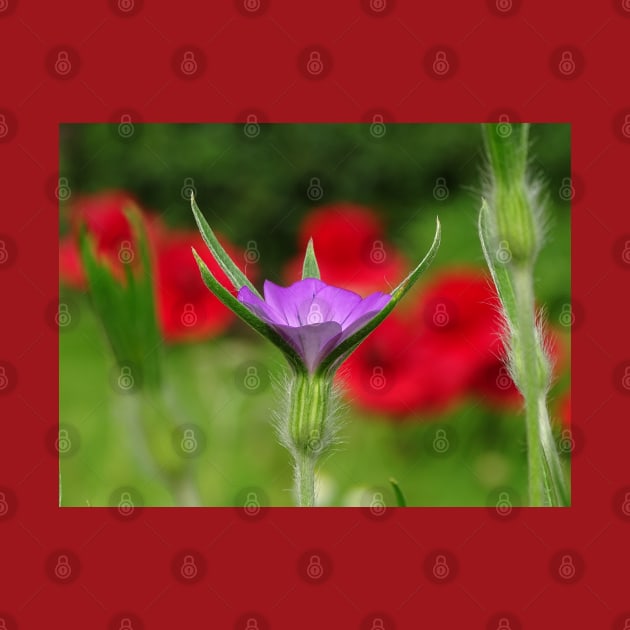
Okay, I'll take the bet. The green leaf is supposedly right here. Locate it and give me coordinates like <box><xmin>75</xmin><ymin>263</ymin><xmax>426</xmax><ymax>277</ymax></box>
<box><xmin>79</xmin><ymin>205</ymin><xmax>162</xmax><ymax>390</ymax></box>
<box><xmin>389</xmin><ymin>478</ymin><xmax>407</xmax><ymax>507</ymax></box>
<box><xmin>192</xmin><ymin>248</ymin><xmax>306</xmax><ymax>374</ymax></box>
<box><xmin>190</xmin><ymin>195</ymin><xmax>261</xmax><ymax>297</ymax></box>
<box><xmin>301</xmin><ymin>238</ymin><xmax>321</xmax><ymax>280</ymax></box>
<box><xmin>317</xmin><ymin>217</ymin><xmax>441</xmax><ymax>376</ymax></box>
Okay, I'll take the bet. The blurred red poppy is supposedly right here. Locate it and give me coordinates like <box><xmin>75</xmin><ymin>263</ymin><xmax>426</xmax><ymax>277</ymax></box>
<box><xmin>285</xmin><ymin>203</ymin><xmax>407</xmax><ymax>295</ymax></box>
<box><xmin>343</xmin><ymin>269</ymin><xmax>503</xmax><ymax>416</ymax></box>
<box><xmin>341</xmin><ymin>310</ymin><xmax>472</xmax><ymax>416</ymax></box>
<box><xmin>471</xmin><ymin>331</ymin><xmax>566</xmax><ymax>412</ymax></box>
<box><xmin>59</xmin><ymin>190</ymin><xmax>251</xmax><ymax>343</ymax></box>
<box><xmin>558</xmin><ymin>390</ymin><xmax>571</xmax><ymax>426</ymax></box>
<box><xmin>344</xmin><ymin>268</ymin><xmax>531</xmax><ymax>418</ymax></box>
<box><xmin>59</xmin><ymin>191</ymin><xmax>161</xmax><ymax>288</ymax></box>
<box><xmin>155</xmin><ymin>230</ymin><xmax>251</xmax><ymax>342</ymax></box>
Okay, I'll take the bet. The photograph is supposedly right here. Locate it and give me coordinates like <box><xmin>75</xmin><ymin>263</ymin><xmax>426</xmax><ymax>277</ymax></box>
<box><xmin>58</xmin><ymin>122</ymin><xmax>570</xmax><ymax>508</ymax></box>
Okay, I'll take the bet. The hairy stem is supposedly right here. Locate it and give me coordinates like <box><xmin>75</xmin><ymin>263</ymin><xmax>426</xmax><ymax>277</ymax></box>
<box><xmin>295</xmin><ymin>453</ymin><xmax>316</xmax><ymax>507</ymax></box>
<box><xmin>512</xmin><ymin>266</ymin><xmax>546</xmax><ymax>505</ymax></box>
<box><xmin>279</xmin><ymin>372</ymin><xmax>339</xmax><ymax>507</ymax></box>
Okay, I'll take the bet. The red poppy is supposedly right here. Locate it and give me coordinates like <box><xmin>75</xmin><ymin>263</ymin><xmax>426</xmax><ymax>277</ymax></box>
<box><xmin>285</xmin><ymin>203</ymin><xmax>407</xmax><ymax>295</ymax></box>
<box><xmin>343</xmin><ymin>267</ymin><xmax>527</xmax><ymax>418</ymax></box>
<box><xmin>155</xmin><ymin>230</ymin><xmax>251</xmax><ymax>342</ymax></box>
<box><xmin>59</xmin><ymin>190</ymin><xmax>249</xmax><ymax>344</ymax></box>
<box><xmin>557</xmin><ymin>390</ymin><xmax>571</xmax><ymax>426</ymax></box>
<box><xmin>59</xmin><ymin>234</ymin><xmax>87</xmax><ymax>289</ymax></box>
<box><xmin>470</xmin><ymin>320</ymin><xmax>565</xmax><ymax>411</ymax></box>
<box><xmin>341</xmin><ymin>310</ymin><xmax>473</xmax><ymax>416</ymax></box>
<box><xmin>59</xmin><ymin>191</ymin><xmax>161</xmax><ymax>288</ymax></box>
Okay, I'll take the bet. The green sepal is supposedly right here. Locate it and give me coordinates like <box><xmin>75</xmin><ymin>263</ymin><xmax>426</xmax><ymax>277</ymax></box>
<box><xmin>316</xmin><ymin>217</ymin><xmax>441</xmax><ymax>376</ymax></box>
<box><xmin>190</xmin><ymin>195</ymin><xmax>262</xmax><ymax>298</ymax></box>
<box><xmin>301</xmin><ymin>238</ymin><xmax>321</xmax><ymax>280</ymax></box>
<box><xmin>191</xmin><ymin>248</ymin><xmax>307</xmax><ymax>374</ymax></box>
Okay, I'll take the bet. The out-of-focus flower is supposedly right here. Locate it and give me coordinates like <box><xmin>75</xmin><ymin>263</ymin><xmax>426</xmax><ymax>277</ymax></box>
<box><xmin>343</xmin><ymin>266</ymin><xmax>568</xmax><ymax>419</ymax></box>
<box><xmin>470</xmin><ymin>324</ymin><xmax>565</xmax><ymax>411</ymax></box>
<box><xmin>341</xmin><ymin>311</ymin><xmax>470</xmax><ymax>416</ymax></box>
<box><xmin>344</xmin><ymin>268</ymin><xmax>521</xmax><ymax>417</ymax></box>
<box><xmin>284</xmin><ymin>203</ymin><xmax>407</xmax><ymax>295</ymax></box>
<box><xmin>59</xmin><ymin>191</ymin><xmax>161</xmax><ymax>288</ymax></box>
<box><xmin>558</xmin><ymin>390</ymin><xmax>570</xmax><ymax>426</ymax></box>
<box><xmin>59</xmin><ymin>235</ymin><xmax>87</xmax><ymax>289</ymax></box>
<box><xmin>60</xmin><ymin>190</ymin><xmax>251</xmax><ymax>344</ymax></box>
<box><xmin>156</xmin><ymin>230</ymin><xmax>250</xmax><ymax>342</ymax></box>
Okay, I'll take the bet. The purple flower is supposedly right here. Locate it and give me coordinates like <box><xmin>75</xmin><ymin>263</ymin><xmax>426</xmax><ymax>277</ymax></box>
<box><xmin>238</xmin><ymin>278</ymin><xmax>391</xmax><ymax>372</ymax></box>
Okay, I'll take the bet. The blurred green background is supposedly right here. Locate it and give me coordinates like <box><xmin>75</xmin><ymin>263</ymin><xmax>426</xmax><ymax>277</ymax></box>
<box><xmin>59</xmin><ymin>123</ymin><xmax>570</xmax><ymax>507</ymax></box>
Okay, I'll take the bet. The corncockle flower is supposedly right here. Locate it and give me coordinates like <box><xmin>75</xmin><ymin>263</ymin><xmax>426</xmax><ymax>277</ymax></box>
<box><xmin>237</xmin><ymin>279</ymin><xmax>391</xmax><ymax>373</ymax></box>
<box><xmin>190</xmin><ymin>195</ymin><xmax>440</xmax><ymax>506</ymax></box>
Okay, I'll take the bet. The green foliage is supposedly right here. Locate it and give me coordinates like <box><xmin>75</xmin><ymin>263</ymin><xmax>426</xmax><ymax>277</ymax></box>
<box><xmin>79</xmin><ymin>206</ymin><xmax>162</xmax><ymax>390</ymax></box>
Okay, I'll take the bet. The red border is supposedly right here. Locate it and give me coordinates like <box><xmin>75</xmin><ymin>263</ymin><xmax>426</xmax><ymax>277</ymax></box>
<box><xmin>1</xmin><ymin>1</ymin><xmax>628</xmax><ymax>628</ymax></box>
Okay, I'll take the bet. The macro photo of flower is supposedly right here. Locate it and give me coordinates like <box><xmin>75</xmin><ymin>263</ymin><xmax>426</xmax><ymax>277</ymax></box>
<box><xmin>58</xmin><ymin>123</ymin><xmax>570</xmax><ymax>507</ymax></box>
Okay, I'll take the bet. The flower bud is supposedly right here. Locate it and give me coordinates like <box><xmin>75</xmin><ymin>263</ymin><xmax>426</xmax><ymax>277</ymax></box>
<box><xmin>491</xmin><ymin>184</ymin><xmax>541</xmax><ymax>266</ymax></box>
<box><xmin>483</xmin><ymin>123</ymin><xmax>543</xmax><ymax>268</ymax></box>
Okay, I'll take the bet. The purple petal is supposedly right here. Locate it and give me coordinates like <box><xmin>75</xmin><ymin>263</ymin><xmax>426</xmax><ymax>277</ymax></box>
<box><xmin>275</xmin><ymin>321</ymin><xmax>343</xmax><ymax>372</ymax></box>
<box><xmin>308</xmin><ymin>285</ymin><xmax>363</xmax><ymax>327</ymax></box>
<box><xmin>237</xmin><ymin>286</ymin><xmax>285</xmax><ymax>325</ymax></box>
<box><xmin>344</xmin><ymin>291</ymin><xmax>391</xmax><ymax>329</ymax></box>
<box><xmin>338</xmin><ymin>291</ymin><xmax>392</xmax><ymax>340</ymax></box>
<box><xmin>263</xmin><ymin>279</ymin><xmax>327</xmax><ymax>326</ymax></box>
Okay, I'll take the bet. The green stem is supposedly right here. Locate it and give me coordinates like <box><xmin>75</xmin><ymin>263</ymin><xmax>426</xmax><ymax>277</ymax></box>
<box><xmin>295</xmin><ymin>454</ymin><xmax>316</xmax><ymax>507</ymax></box>
<box><xmin>285</xmin><ymin>372</ymin><xmax>335</xmax><ymax>507</ymax></box>
<box><xmin>512</xmin><ymin>266</ymin><xmax>548</xmax><ymax>506</ymax></box>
